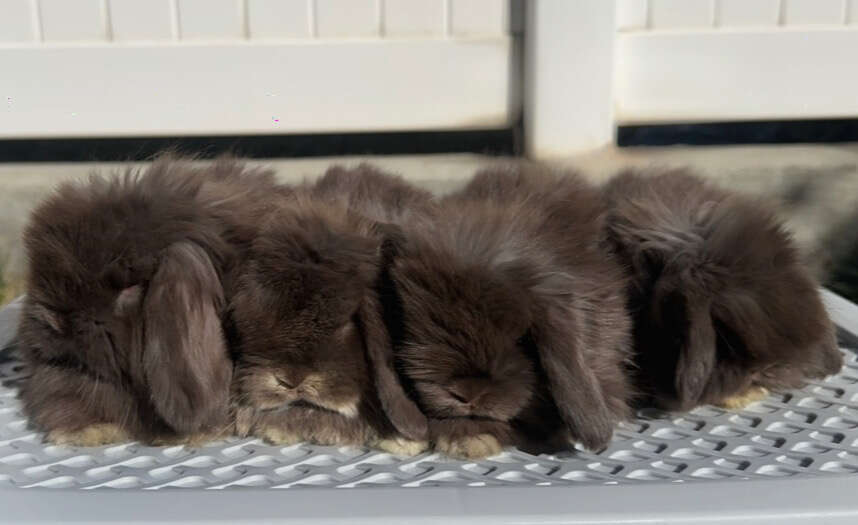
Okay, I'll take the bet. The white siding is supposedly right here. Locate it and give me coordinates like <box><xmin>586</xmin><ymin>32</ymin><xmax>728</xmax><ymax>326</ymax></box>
<box><xmin>716</xmin><ymin>0</ymin><xmax>779</xmax><ymax>27</ymax></box>
<box><xmin>314</xmin><ymin>0</ymin><xmax>378</xmax><ymax>38</ymax></box>
<box><xmin>649</xmin><ymin>0</ymin><xmax>713</xmax><ymax>29</ymax></box>
<box><xmin>177</xmin><ymin>0</ymin><xmax>242</xmax><ymax>39</ymax></box>
<box><xmin>384</xmin><ymin>0</ymin><xmax>444</xmax><ymax>36</ymax></box>
<box><xmin>247</xmin><ymin>0</ymin><xmax>310</xmax><ymax>38</ymax></box>
<box><xmin>0</xmin><ymin>0</ymin><xmax>35</xmax><ymax>42</ymax></box>
<box><xmin>0</xmin><ymin>0</ymin><xmax>513</xmax><ymax>138</ymax></box>
<box><xmin>39</xmin><ymin>0</ymin><xmax>105</xmax><ymax>41</ymax></box>
<box><xmin>109</xmin><ymin>0</ymin><xmax>172</xmax><ymax>41</ymax></box>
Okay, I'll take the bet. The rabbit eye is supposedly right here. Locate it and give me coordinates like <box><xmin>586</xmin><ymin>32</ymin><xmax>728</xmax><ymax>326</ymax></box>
<box><xmin>276</xmin><ymin>377</ymin><xmax>295</xmax><ymax>389</ymax></box>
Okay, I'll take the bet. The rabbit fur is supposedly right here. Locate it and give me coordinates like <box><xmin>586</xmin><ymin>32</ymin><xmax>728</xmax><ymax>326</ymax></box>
<box><xmin>230</xmin><ymin>165</ymin><xmax>432</xmax><ymax>454</ymax></box>
<box><xmin>18</xmin><ymin>156</ymin><xmax>287</xmax><ymax>445</ymax></box>
<box><xmin>603</xmin><ymin>169</ymin><xmax>842</xmax><ymax>411</ymax></box>
<box><xmin>386</xmin><ymin>162</ymin><xmax>634</xmax><ymax>458</ymax></box>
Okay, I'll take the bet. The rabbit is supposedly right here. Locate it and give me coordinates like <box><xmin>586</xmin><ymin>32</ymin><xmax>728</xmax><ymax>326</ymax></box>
<box><xmin>230</xmin><ymin>165</ymin><xmax>432</xmax><ymax>455</ymax></box>
<box><xmin>17</xmin><ymin>156</ymin><xmax>289</xmax><ymax>446</ymax></box>
<box><xmin>602</xmin><ymin>168</ymin><xmax>843</xmax><ymax>412</ymax></box>
<box><xmin>385</xmin><ymin>162</ymin><xmax>633</xmax><ymax>459</ymax></box>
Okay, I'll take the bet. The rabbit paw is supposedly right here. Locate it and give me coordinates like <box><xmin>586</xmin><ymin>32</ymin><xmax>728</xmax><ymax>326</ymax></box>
<box><xmin>258</xmin><ymin>424</ymin><xmax>303</xmax><ymax>446</ymax></box>
<box><xmin>374</xmin><ymin>437</ymin><xmax>429</xmax><ymax>456</ymax></box>
<box><xmin>233</xmin><ymin>406</ymin><xmax>256</xmax><ymax>438</ymax></box>
<box><xmin>47</xmin><ymin>423</ymin><xmax>129</xmax><ymax>446</ymax></box>
<box><xmin>436</xmin><ymin>433</ymin><xmax>503</xmax><ymax>460</ymax></box>
<box><xmin>718</xmin><ymin>386</ymin><xmax>770</xmax><ymax>410</ymax></box>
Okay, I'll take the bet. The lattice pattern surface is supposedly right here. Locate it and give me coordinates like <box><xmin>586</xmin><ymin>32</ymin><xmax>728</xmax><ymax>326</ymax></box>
<box><xmin>1</xmin><ymin>342</ymin><xmax>857</xmax><ymax>489</ymax></box>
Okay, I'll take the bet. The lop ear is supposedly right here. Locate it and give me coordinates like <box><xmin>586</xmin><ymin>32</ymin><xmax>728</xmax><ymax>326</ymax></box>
<box><xmin>142</xmin><ymin>242</ymin><xmax>231</xmax><ymax>435</ymax></box>
<box><xmin>532</xmin><ymin>304</ymin><xmax>616</xmax><ymax>451</ymax></box>
<box><xmin>657</xmin><ymin>289</ymin><xmax>716</xmax><ymax>406</ymax></box>
<box><xmin>359</xmin><ymin>291</ymin><xmax>428</xmax><ymax>441</ymax></box>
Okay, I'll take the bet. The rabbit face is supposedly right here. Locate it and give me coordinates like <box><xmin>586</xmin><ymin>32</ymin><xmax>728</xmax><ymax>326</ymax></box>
<box><xmin>235</xmin><ymin>322</ymin><xmax>369</xmax><ymax>418</ymax></box>
<box><xmin>231</xmin><ymin>204</ymin><xmax>388</xmax><ymax>419</ymax></box>
<box><xmin>392</xmin><ymin>256</ymin><xmax>537</xmax><ymax>423</ymax></box>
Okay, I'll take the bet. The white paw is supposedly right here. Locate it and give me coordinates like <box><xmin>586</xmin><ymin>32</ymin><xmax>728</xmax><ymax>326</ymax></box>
<box><xmin>257</xmin><ymin>425</ymin><xmax>303</xmax><ymax>445</ymax></box>
<box><xmin>233</xmin><ymin>406</ymin><xmax>255</xmax><ymax>438</ymax></box>
<box><xmin>47</xmin><ymin>423</ymin><xmax>129</xmax><ymax>446</ymax></box>
<box><xmin>718</xmin><ymin>386</ymin><xmax>770</xmax><ymax>410</ymax></box>
<box><xmin>375</xmin><ymin>437</ymin><xmax>429</xmax><ymax>456</ymax></box>
<box><xmin>436</xmin><ymin>433</ymin><xmax>503</xmax><ymax>460</ymax></box>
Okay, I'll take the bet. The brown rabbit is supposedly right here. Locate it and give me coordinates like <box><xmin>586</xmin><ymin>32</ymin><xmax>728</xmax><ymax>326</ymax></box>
<box><xmin>386</xmin><ymin>162</ymin><xmax>633</xmax><ymax>458</ymax></box>
<box><xmin>603</xmin><ymin>169</ymin><xmax>843</xmax><ymax>412</ymax></box>
<box><xmin>17</xmin><ymin>156</ymin><xmax>288</xmax><ymax>446</ymax></box>
<box><xmin>231</xmin><ymin>165</ymin><xmax>431</xmax><ymax>455</ymax></box>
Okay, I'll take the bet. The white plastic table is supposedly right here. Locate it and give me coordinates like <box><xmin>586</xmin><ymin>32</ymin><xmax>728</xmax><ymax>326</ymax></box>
<box><xmin>0</xmin><ymin>291</ymin><xmax>857</xmax><ymax>524</ymax></box>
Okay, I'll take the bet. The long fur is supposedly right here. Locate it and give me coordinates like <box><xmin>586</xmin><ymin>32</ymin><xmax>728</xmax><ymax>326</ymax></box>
<box><xmin>388</xmin><ymin>162</ymin><xmax>633</xmax><ymax>455</ymax></box>
<box><xmin>230</xmin><ymin>164</ymin><xmax>431</xmax><ymax>448</ymax></box>
<box><xmin>603</xmin><ymin>169</ymin><xmax>843</xmax><ymax>411</ymax></box>
<box><xmin>17</xmin><ymin>156</ymin><xmax>288</xmax><ymax>444</ymax></box>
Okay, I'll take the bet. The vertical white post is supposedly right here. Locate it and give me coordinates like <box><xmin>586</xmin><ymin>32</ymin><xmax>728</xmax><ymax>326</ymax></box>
<box><xmin>524</xmin><ymin>0</ymin><xmax>617</xmax><ymax>158</ymax></box>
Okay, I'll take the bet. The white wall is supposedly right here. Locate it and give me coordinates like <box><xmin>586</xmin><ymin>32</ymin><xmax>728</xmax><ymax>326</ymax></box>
<box><xmin>4</xmin><ymin>1</ymin><xmax>856</xmax><ymax>156</ymax></box>
<box><xmin>525</xmin><ymin>0</ymin><xmax>858</xmax><ymax>157</ymax></box>
<box><xmin>1</xmin><ymin>0</ymin><xmax>511</xmax><ymax>43</ymax></box>
<box><xmin>615</xmin><ymin>0</ymin><xmax>858</xmax><ymax>124</ymax></box>
<box><xmin>0</xmin><ymin>0</ymin><xmax>514</xmax><ymax>138</ymax></box>
<box><xmin>617</xmin><ymin>0</ymin><xmax>858</xmax><ymax>30</ymax></box>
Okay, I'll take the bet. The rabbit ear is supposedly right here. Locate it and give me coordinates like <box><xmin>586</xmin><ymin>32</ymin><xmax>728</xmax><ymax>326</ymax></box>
<box><xmin>673</xmin><ymin>296</ymin><xmax>716</xmax><ymax>406</ymax></box>
<box><xmin>142</xmin><ymin>242</ymin><xmax>231</xmax><ymax>435</ymax></box>
<box><xmin>652</xmin><ymin>287</ymin><xmax>716</xmax><ymax>406</ymax></box>
<box><xmin>532</xmin><ymin>305</ymin><xmax>615</xmax><ymax>451</ymax></box>
<box><xmin>359</xmin><ymin>291</ymin><xmax>428</xmax><ymax>441</ymax></box>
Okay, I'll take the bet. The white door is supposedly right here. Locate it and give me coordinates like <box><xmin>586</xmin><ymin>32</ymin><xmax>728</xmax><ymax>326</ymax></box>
<box><xmin>0</xmin><ymin>0</ymin><xmax>516</xmax><ymax>138</ymax></box>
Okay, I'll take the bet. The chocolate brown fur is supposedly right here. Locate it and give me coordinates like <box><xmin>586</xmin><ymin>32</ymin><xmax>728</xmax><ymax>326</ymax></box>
<box><xmin>603</xmin><ymin>169</ymin><xmax>843</xmax><ymax>411</ymax></box>
<box><xmin>231</xmin><ymin>165</ymin><xmax>431</xmax><ymax>448</ymax></box>
<box><xmin>389</xmin><ymin>162</ymin><xmax>633</xmax><ymax>455</ymax></box>
<box><xmin>18</xmin><ymin>156</ymin><xmax>288</xmax><ymax>444</ymax></box>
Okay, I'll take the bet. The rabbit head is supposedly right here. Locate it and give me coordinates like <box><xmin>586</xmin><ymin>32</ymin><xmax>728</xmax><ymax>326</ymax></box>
<box><xmin>231</xmin><ymin>199</ymin><xmax>427</xmax><ymax>440</ymax></box>
<box><xmin>392</xmin><ymin>167</ymin><xmax>634</xmax><ymax>452</ymax></box>
<box><xmin>390</xmin><ymin>244</ymin><xmax>538</xmax><ymax>423</ymax></box>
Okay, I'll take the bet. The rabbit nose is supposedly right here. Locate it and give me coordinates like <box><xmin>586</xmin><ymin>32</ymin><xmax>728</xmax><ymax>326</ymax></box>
<box><xmin>447</xmin><ymin>380</ymin><xmax>488</xmax><ymax>406</ymax></box>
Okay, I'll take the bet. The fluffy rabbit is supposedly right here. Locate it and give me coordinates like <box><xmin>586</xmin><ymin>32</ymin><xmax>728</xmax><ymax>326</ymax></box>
<box><xmin>603</xmin><ymin>169</ymin><xmax>843</xmax><ymax>411</ymax></box>
<box><xmin>17</xmin><ymin>156</ymin><xmax>288</xmax><ymax>446</ymax></box>
<box><xmin>231</xmin><ymin>165</ymin><xmax>431</xmax><ymax>455</ymax></box>
<box><xmin>386</xmin><ymin>163</ymin><xmax>633</xmax><ymax>458</ymax></box>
